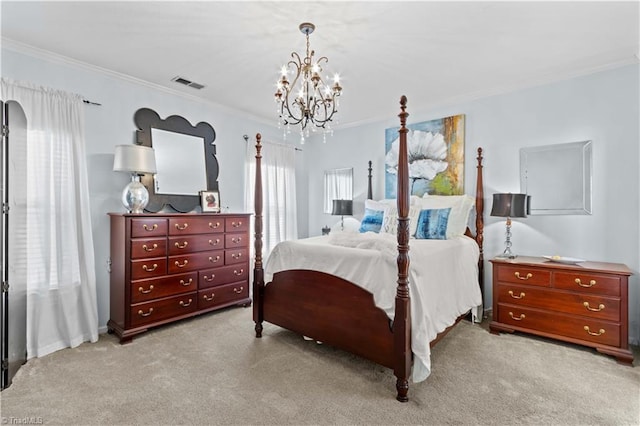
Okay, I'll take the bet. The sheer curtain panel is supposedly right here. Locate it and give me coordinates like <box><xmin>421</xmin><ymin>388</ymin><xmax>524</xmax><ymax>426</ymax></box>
<box><xmin>1</xmin><ymin>79</ymin><xmax>98</xmax><ymax>358</ymax></box>
<box><xmin>245</xmin><ymin>140</ymin><xmax>298</xmax><ymax>257</ymax></box>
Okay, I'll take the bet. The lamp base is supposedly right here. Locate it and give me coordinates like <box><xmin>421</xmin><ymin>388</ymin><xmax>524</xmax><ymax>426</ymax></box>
<box><xmin>122</xmin><ymin>175</ymin><xmax>149</xmax><ymax>214</ymax></box>
<box><xmin>495</xmin><ymin>251</ymin><xmax>518</xmax><ymax>260</ymax></box>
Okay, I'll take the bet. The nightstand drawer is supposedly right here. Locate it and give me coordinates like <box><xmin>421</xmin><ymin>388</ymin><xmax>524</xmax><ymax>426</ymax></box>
<box><xmin>497</xmin><ymin>304</ymin><xmax>620</xmax><ymax>347</ymax></box>
<box><xmin>496</xmin><ymin>265</ymin><xmax>551</xmax><ymax>287</ymax></box>
<box><xmin>496</xmin><ymin>284</ymin><xmax>620</xmax><ymax>322</ymax></box>
<box><xmin>554</xmin><ymin>272</ymin><xmax>621</xmax><ymax>297</ymax></box>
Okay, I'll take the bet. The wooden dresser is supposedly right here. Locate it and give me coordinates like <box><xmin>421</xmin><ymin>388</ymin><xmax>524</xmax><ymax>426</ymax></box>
<box><xmin>490</xmin><ymin>256</ymin><xmax>634</xmax><ymax>364</ymax></box>
<box><xmin>108</xmin><ymin>213</ymin><xmax>252</xmax><ymax>343</ymax></box>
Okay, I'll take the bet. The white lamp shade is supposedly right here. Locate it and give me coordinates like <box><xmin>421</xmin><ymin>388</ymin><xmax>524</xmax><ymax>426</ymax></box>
<box><xmin>113</xmin><ymin>144</ymin><xmax>157</xmax><ymax>174</ymax></box>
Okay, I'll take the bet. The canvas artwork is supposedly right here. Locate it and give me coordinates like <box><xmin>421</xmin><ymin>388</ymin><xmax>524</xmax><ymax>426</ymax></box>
<box><xmin>385</xmin><ymin>114</ymin><xmax>465</xmax><ymax>198</ymax></box>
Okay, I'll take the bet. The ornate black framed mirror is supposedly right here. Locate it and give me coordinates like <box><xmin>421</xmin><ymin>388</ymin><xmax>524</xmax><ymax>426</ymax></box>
<box><xmin>134</xmin><ymin>108</ymin><xmax>218</xmax><ymax>212</ymax></box>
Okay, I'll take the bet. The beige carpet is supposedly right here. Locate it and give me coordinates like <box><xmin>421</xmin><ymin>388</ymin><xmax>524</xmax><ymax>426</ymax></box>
<box><xmin>1</xmin><ymin>307</ymin><xmax>638</xmax><ymax>425</ymax></box>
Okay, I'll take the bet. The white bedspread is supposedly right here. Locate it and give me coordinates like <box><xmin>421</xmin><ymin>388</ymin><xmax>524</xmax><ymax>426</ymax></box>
<box><xmin>264</xmin><ymin>231</ymin><xmax>482</xmax><ymax>383</ymax></box>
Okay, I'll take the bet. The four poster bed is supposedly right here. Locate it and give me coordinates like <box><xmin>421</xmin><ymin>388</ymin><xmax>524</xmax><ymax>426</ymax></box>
<box><xmin>252</xmin><ymin>96</ymin><xmax>485</xmax><ymax>402</ymax></box>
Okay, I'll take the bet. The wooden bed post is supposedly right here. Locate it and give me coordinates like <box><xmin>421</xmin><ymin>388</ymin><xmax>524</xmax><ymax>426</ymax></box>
<box><xmin>475</xmin><ymin>147</ymin><xmax>485</xmax><ymax>304</ymax></box>
<box><xmin>253</xmin><ymin>133</ymin><xmax>265</xmax><ymax>338</ymax></box>
<box><xmin>367</xmin><ymin>160</ymin><xmax>373</xmax><ymax>200</ymax></box>
<box><xmin>394</xmin><ymin>95</ymin><xmax>411</xmax><ymax>402</ymax></box>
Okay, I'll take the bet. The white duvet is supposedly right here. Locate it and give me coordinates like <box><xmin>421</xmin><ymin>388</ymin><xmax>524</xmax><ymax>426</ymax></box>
<box><xmin>264</xmin><ymin>231</ymin><xmax>482</xmax><ymax>382</ymax></box>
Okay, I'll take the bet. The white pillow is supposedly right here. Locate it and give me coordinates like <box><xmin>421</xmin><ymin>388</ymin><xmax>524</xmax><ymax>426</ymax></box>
<box><xmin>419</xmin><ymin>194</ymin><xmax>474</xmax><ymax>238</ymax></box>
<box><xmin>364</xmin><ymin>199</ymin><xmax>394</xmax><ymax>212</ymax></box>
<box><xmin>380</xmin><ymin>205</ymin><xmax>421</xmax><ymax>236</ymax></box>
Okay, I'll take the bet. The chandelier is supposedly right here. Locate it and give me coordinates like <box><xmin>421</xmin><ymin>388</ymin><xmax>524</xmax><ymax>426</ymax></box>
<box><xmin>275</xmin><ymin>22</ymin><xmax>343</xmax><ymax>142</ymax></box>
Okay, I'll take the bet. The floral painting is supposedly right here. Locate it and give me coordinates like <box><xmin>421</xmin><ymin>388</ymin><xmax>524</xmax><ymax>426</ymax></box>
<box><xmin>385</xmin><ymin>114</ymin><xmax>465</xmax><ymax>198</ymax></box>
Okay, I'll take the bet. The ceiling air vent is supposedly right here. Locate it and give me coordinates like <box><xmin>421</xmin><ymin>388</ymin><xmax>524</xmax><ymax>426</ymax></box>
<box><xmin>171</xmin><ymin>76</ymin><xmax>205</xmax><ymax>90</ymax></box>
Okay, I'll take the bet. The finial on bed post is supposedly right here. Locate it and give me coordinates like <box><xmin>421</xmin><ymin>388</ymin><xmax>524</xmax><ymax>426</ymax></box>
<box><xmin>367</xmin><ymin>160</ymin><xmax>373</xmax><ymax>200</ymax></box>
<box><xmin>253</xmin><ymin>133</ymin><xmax>264</xmax><ymax>338</ymax></box>
<box><xmin>476</xmin><ymin>147</ymin><xmax>485</xmax><ymax>305</ymax></box>
<box><xmin>394</xmin><ymin>95</ymin><xmax>411</xmax><ymax>402</ymax></box>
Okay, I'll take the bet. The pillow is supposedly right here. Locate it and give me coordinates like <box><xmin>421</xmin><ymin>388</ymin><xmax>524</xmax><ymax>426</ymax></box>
<box><xmin>379</xmin><ymin>205</ymin><xmax>421</xmax><ymax>236</ymax></box>
<box><xmin>359</xmin><ymin>208</ymin><xmax>385</xmax><ymax>233</ymax></box>
<box><xmin>414</xmin><ymin>208</ymin><xmax>451</xmax><ymax>240</ymax></box>
<box><xmin>418</xmin><ymin>194</ymin><xmax>474</xmax><ymax>238</ymax></box>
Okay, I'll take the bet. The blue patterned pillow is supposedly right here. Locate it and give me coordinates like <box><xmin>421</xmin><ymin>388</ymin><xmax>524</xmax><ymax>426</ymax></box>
<box><xmin>359</xmin><ymin>208</ymin><xmax>385</xmax><ymax>233</ymax></box>
<box><xmin>414</xmin><ymin>208</ymin><xmax>451</xmax><ymax>240</ymax></box>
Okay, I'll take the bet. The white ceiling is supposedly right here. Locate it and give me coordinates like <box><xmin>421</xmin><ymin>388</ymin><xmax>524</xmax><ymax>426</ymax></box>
<box><xmin>2</xmin><ymin>1</ymin><xmax>639</xmax><ymax>128</ymax></box>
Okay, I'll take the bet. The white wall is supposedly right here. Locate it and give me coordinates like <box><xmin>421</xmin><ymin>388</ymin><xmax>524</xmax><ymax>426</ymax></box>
<box><xmin>305</xmin><ymin>64</ymin><xmax>640</xmax><ymax>344</ymax></box>
<box><xmin>1</xmin><ymin>46</ymin><xmax>301</xmax><ymax>331</ymax></box>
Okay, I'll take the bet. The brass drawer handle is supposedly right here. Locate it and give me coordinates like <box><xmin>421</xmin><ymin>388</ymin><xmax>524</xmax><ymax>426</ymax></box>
<box><xmin>231</xmin><ymin>237</ymin><xmax>242</xmax><ymax>244</ymax></box>
<box><xmin>138</xmin><ymin>285</ymin><xmax>154</xmax><ymax>294</ymax></box>
<box><xmin>508</xmin><ymin>312</ymin><xmax>525</xmax><ymax>321</ymax></box>
<box><xmin>209</xmin><ymin>222</ymin><xmax>221</xmax><ymax>229</ymax></box>
<box><xmin>203</xmin><ymin>293</ymin><xmax>215</xmax><ymax>302</ymax></box>
<box><xmin>575</xmin><ymin>278</ymin><xmax>596</xmax><ymax>288</ymax></box>
<box><xmin>180</xmin><ymin>278</ymin><xmax>193</xmax><ymax>286</ymax></box>
<box><xmin>175</xmin><ymin>241</ymin><xmax>188</xmax><ymax>249</ymax></box>
<box><xmin>209</xmin><ymin>255</ymin><xmax>221</xmax><ymax>263</ymax></box>
<box><xmin>583</xmin><ymin>302</ymin><xmax>605</xmax><ymax>312</ymax></box>
<box><xmin>179</xmin><ymin>299</ymin><xmax>193</xmax><ymax>307</ymax></box>
<box><xmin>232</xmin><ymin>221</ymin><xmax>242</xmax><ymax>228</ymax></box>
<box><xmin>203</xmin><ymin>274</ymin><xmax>215</xmax><ymax>282</ymax></box>
<box><xmin>142</xmin><ymin>243</ymin><xmax>158</xmax><ymax>252</ymax></box>
<box><xmin>584</xmin><ymin>326</ymin><xmax>605</xmax><ymax>336</ymax></box>
<box><xmin>175</xmin><ymin>223</ymin><xmax>188</xmax><ymax>230</ymax></box>
<box><xmin>233</xmin><ymin>269</ymin><xmax>244</xmax><ymax>276</ymax></box>
<box><xmin>175</xmin><ymin>260</ymin><xmax>189</xmax><ymax>268</ymax></box>
<box><xmin>514</xmin><ymin>272</ymin><xmax>532</xmax><ymax>280</ymax></box>
<box><xmin>232</xmin><ymin>253</ymin><xmax>243</xmax><ymax>259</ymax></box>
<box><xmin>208</xmin><ymin>239</ymin><xmax>221</xmax><ymax>246</ymax></box>
<box><xmin>508</xmin><ymin>290</ymin><xmax>525</xmax><ymax>299</ymax></box>
<box><xmin>233</xmin><ymin>286</ymin><xmax>244</xmax><ymax>294</ymax></box>
<box><xmin>143</xmin><ymin>224</ymin><xmax>158</xmax><ymax>231</ymax></box>
<box><xmin>138</xmin><ymin>308</ymin><xmax>154</xmax><ymax>317</ymax></box>
<box><xmin>142</xmin><ymin>263</ymin><xmax>158</xmax><ymax>272</ymax></box>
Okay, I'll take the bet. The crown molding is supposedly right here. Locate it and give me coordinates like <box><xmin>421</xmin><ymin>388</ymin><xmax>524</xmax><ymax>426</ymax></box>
<box><xmin>1</xmin><ymin>37</ymin><xmax>276</xmax><ymax>128</ymax></box>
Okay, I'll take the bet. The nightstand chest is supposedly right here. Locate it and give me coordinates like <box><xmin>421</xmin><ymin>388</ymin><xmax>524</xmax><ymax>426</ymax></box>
<box><xmin>489</xmin><ymin>256</ymin><xmax>634</xmax><ymax>364</ymax></box>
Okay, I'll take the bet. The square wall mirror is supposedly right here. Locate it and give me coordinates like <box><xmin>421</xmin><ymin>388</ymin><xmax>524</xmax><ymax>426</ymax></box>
<box><xmin>520</xmin><ymin>140</ymin><xmax>592</xmax><ymax>215</ymax></box>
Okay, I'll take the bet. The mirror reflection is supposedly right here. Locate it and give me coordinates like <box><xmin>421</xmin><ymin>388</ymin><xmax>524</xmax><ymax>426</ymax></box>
<box><xmin>520</xmin><ymin>140</ymin><xmax>592</xmax><ymax>215</ymax></box>
<box><xmin>151</xmin><ymin>128</ymin><xmax>207</xmax><ymax>196</ymax></box>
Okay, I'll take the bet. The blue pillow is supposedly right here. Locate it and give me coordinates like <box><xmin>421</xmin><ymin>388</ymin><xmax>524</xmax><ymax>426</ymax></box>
<box><xmin>359</xmin><ymin>208</ymin><xmax>385</xmax><ymax>233</ymax></box>
<box><xmin>414</xmin><ymin>208</ymin><xmax>451</xmax><ymax>240</ymax></box>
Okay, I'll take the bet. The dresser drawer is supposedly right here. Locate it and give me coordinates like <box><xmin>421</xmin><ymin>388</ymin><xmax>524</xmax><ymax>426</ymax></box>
<box><xmin>168</xmin><ymin>235</ymin><xmax>224</xmax><ymax>255</ymax></box>
<box><xmin>168</xmin><ymin>217</ymin><xmax>224</xmax><ymax>235</ymax></box>
<box><xmin>131</xmin><ymin>272</ymin><xmax>197</xmax><ymax>304</ymax></box>
<box><xmin>168</xmin><ymin>250</ymin><xmax>224</xmax><ymax>274</ymax></box>
<box><xmin>198</xmin><ymin>281</ymin><xmax>249</xmax><ymax>310</ymax></box>
<box><xmin>130</xmin><ymin>218</ymin><xmax>168</xmax><ymax>238</ymax></box>
<box><xmin>225</xmin><ymin>217</ymin><xmax>249</xmax><ymax>232</ymax></box>
<box><xmin>131</xmin><ymin>238</ymin><xmax>167</xmax><ymax>259</ymax></box>
<box><xmin>130</xmin><ymin>258</ymin><xmax>168</xmax><ymax>280</ymax></box>
<box><xmin>496</xmin><ymin>284</ymin><xmax>620</xmax><ymax>322</ymax></box>
<box><xmin>554</xmin><ymin>272</ymin><xmax>621</xmax><ymax>297</ymax></box>
<box><xmin>225</xmin><ymin>233</ymin><xmax>248</xmax><ymax>248</ymax></box>
<box><xmin>496</xmin><ymin>265</ymin><xmax>550</xmax><ymax>287</ymax></box>
<box><xmin>497</xmin><ymin>304</ymin><xmax>620</xmax><ymax>347</ymax></box>
<box><xmin>130</xmin><ymin>292</ymin><xmax>198</xmax><ymax>328</ymax></box>
<box><xmin>199</xmin><ymin>263</ymin><xmax>249</xmax><ymax>289</ymax></box>
<box><xmin>225</xmin><ymin>248</ymin><xmax>248</xmax><ymax>265</ymax></box>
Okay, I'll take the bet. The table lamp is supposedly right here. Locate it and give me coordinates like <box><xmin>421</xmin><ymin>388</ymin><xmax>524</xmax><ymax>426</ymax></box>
<box><xmin>332</xmin><ymin>199</ymin><xmax>353</xmax><ymax>231</ymax></box>
<box><xmin>491</xmin><ymin>193</ymin><xmax>528</xmax><ymax>258</ymax></box>
<box><xmin>113</xmin><ymin>144</ymin><xmax>157</xmax><ymax>213</ymax></box>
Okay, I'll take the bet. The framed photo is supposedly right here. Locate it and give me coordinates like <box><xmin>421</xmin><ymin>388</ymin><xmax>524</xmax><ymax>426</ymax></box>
<box><xmin>200</xmin><ymin>190</ymin><xmax>220</xmax><ymax>213</ymax></box>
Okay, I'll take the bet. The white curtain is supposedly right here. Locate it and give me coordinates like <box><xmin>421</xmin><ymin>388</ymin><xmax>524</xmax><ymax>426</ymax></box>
<box><xmin>245</xmin><ymin>140</ymin><xmax>298</xmax><ymax>256</ymax></box>
<box><xmin>323</xmin><ymin>168</ymin><xmax>353</xmax><ymax>213</ymax></box>
<box><xmin>1</xmin><ymin>78</ymin><xmax>98</xmax><ymax>358</ymax></box>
